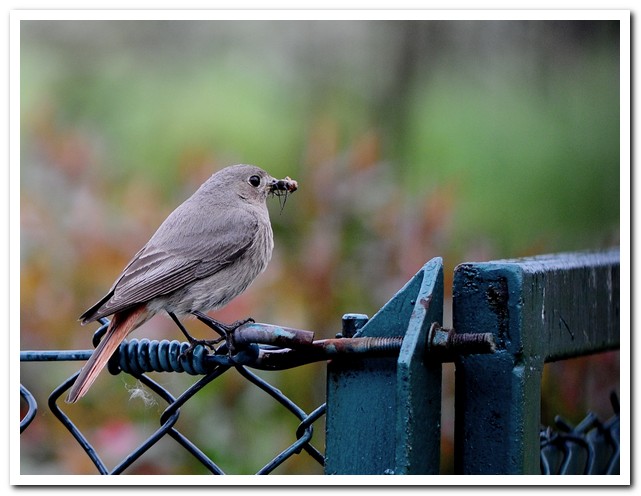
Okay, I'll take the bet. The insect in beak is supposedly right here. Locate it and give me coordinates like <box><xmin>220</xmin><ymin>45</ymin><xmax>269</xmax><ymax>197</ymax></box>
<box><xmin>269</xmin><ymin>176</ymin><xmax>298</xmax><ymax>213</ymax></box>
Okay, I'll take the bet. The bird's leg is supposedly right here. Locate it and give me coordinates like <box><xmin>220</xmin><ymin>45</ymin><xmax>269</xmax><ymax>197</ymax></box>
<box><xmin>191</xmin><ymin>311</ymin><xmax>255</xmax><ymax>355</ymax></box>
<box><xmin>167</xmin><ymin>311</ymin><xmax>224</xmax><ymax>359</ymax></box>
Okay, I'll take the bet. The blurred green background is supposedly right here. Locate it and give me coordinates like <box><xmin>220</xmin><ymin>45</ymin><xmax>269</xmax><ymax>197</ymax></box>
<box><xmin>20</xmin><ymin>19</ymin><xmax>620</xmax><ymax>475</ymax></box>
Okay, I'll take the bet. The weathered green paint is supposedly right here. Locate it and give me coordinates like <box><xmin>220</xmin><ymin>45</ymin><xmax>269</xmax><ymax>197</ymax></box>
<box><xmin>452</xmin><ymin>249</ymin><xmax>619</xmax><ymax>475</ymax></box>
<box><xmin>396</xmin><ymin>259</ymin><xmax>443</xmax><ymax>474</ymax></box>
<box><xmin>325</xmin><ymin>258</ymin><xmax>443</xmax><ymax>475</ymax></box>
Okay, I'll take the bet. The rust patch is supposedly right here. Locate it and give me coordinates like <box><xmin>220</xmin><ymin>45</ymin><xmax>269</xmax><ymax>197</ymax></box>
<box><xmin>419</xmin><ymin>295</ymin><xmax>432</xmax><ymax>309</ymax></box>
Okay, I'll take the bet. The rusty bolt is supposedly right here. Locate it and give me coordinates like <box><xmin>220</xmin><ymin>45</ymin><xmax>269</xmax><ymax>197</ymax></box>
<box><xmin>427</xmin><ymin>322</ymin><xmax>496</xmax><ymax>359</ymax></box>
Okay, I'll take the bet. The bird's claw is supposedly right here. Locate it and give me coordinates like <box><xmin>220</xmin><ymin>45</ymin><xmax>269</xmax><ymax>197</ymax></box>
<box><xmin>178</xmin><ymin>336</ymin><xmax>224</xmax><ymax>361</ymax></box>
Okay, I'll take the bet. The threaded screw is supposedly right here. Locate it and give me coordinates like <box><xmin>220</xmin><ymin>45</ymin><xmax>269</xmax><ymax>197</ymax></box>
<box><xmin>427</xmin><ymin>322</ymin><xmax>496</xmax><ymax>358</ymax></box>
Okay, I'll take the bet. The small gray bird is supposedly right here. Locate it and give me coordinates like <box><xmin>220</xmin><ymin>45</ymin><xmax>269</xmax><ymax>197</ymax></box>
<box><xmin>66</xmin><ymin>164</ymin><xmax>298</xmax><ymax>403</ymax></box>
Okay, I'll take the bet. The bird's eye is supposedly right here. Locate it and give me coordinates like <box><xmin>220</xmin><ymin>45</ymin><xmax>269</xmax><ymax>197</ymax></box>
<box><xmin>248</xmin><ymin>175</ymin><xmax>261</xmax><ymax>187</ymax></box>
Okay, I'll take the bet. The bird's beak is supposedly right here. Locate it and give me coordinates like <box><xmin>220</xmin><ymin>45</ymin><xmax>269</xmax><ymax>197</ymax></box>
<box><xmin>269</xmin><ymin>176</ymin><xmax>298</xmax><ymax>195</ymax></box>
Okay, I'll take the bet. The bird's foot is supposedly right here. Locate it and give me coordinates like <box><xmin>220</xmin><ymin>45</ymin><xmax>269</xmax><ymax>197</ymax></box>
<box><xmin>178</xmin><ymin>335</ymin><xmax>224</xmax><ymax>361</ymax></box>
<box><xmin>194</xmin><ymin>313</ymin><xmax>254</xmax><ymax>334</ymax></box>
<box><xmin>191</xmin><ymin>312</ymin><xmax>255</xmax><ymax>356</ymax></box>
<box><xmin>167</xmin><ymin>311</ymin><xmax>228</xmax><ymax>360</ymax></box>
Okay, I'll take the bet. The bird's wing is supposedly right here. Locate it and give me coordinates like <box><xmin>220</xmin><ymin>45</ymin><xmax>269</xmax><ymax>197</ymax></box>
<box><xmin>81</xmin><ymin>204</ymin><xmax>259</xmax><ymax>322</ymax></box>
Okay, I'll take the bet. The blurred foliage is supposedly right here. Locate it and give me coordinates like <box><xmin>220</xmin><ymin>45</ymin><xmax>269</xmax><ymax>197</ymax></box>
<box><xmin>19</xmin><ymin>20</ymin><xmax>620</xmax><ymax>475</ymax></box>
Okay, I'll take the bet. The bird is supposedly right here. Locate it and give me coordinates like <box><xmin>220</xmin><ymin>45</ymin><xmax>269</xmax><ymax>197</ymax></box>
<box><xmin>66</xmin><ymin>164</ymin><xmax>298</xmax><ymax>403</ymax></box>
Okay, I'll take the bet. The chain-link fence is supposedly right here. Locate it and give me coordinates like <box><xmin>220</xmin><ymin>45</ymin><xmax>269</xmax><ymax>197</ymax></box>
<box><xmin>21</xmin><ymin>319</ymin><xmax>330</xmax><ymax>474</ymax></box>
<box><xmin>20</xmin><ymin>252</ymin><xmax>621</xmax><ymax>476</ymax></box>
<box><xmin>540</xmin><ymin>392</ymin><xmax>620</xmax><ymax>475</ymax></box>
<box><xmin>21</xmin><ymin>322</ymin><xmax>620</xmax><ymax>476</ymax></box>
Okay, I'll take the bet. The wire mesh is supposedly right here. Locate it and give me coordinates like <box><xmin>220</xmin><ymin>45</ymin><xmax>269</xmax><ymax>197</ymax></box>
<box><xmin>20</xmin><ymin>319</ymin><xmax>327</xmax><ymax>475</ymax></box>
<box><xmin>20</xmin><ymin>319</ymin><xmax>620</xmax><ymax>475</ymax></box>
<box><xmin>540</xmin><ymin>392</ymin><xmax>620</xmax><ymax>475</ymax></box>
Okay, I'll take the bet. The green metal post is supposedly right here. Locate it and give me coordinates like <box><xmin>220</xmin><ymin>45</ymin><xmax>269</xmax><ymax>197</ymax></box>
<box><xmin>325</xmin><ymin>258</ymin><xmax>443</xmax><ymax>474</ymax></box>
<box><xmin>452</xmin><ymin>249</ymin><xmax>619</xmax><ymax>474</ymax></box>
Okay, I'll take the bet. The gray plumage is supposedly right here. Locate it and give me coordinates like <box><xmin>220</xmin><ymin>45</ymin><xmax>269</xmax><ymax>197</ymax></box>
<box><xmin>81</xmin><ymin>164</ymin><xmax>276</xmax><ymax>323</ymax></box>
<box><xmin>67</xmin><ymin>164</ymin><xmax>297</xmax><ymax>403</ymax></box>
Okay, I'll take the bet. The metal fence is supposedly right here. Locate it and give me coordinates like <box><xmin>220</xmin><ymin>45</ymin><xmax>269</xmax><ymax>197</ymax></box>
<box><xmin>452</xmin><ymin>248</ymin><xmax>620</xmax><ymax>474</ymax></box>
<box><xmin>540</xmin><ymin>392</ymin><xmax>619</xmax><ymax>475</ymax></box>
<box><xmin>20</xmin><ymin>248</ymin><xmax>620</xmax><ymax>476</ymax></box>
<box><xmin>20</xmin><ymin>319</ymin><xmax>330</xmax><ymax>474</ymax></box>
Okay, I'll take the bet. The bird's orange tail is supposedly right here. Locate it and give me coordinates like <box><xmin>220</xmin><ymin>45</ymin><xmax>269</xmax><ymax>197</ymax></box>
<box><xmin>66</xmin><ymin>306</ymin><xmax>147</xmax><ymax>403</ymax></box>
